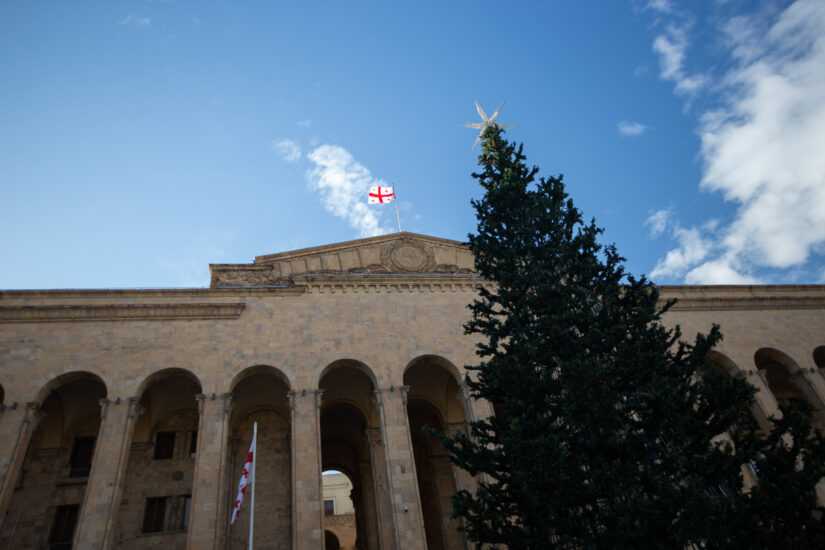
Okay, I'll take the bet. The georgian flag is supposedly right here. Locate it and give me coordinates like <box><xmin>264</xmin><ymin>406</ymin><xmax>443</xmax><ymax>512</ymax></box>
<box><xmin>368</xmin><ymin>186</ymin><xmax>394</xmax><ymax>204</ymax></box>
<box><xmin>230</xmin><ymin>430</ymin><xmax>256</xmax><ymax>524</ymax></box>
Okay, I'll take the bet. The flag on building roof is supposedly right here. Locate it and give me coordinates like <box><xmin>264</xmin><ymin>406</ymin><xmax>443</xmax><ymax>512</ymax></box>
<box><xmin>368</xmin><ymin>186</ymin><xmax>394</xmax><ymax>204</ymax></box>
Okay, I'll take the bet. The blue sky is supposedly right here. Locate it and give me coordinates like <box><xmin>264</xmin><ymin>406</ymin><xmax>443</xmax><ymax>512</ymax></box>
<box><xmin>1</xmin><ymin>0</ymin><xmax>823</xmax><ymax>289</ymax></box>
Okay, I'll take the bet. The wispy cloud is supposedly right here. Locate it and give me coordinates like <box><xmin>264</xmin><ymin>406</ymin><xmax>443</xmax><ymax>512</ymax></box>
<box><xmin>652</xmin><ymin>24</ymin><xmax>707</xmax><ymax>95</ymax></box>
<box><xmin>272</xmin><ymin>138</ymin><xmax>302</xmax><ymax>162</ymax></box>
<box><xmin>646</xmin><ymin>0</ymin><xmax>676</xmax><ymax>14</ymax></box>
<box><xmin>118</xmin><ymin>14</ymin><xmax>151</xmax><ymax>28</ymax></box>
<box><xmin>645</xmin><ymin>208</ymin><xmax>671</xmax><ymax>237</ymax></box>
<box><xmin>297</xmin><ymin>119</ymin><xmax>311</xmax><ymax>127</ymax></box>
<box><xmin>306</xmin><ymin>145</ymin><xmax>392</xmax><ymax>237</ymax></box>
<box><xmin>648</xmin><ymin>0</ymin><xmax>825</xmax><ymax>284</ymax></box>
<box><xmin>618</xmin><ymin>121</ymin><xmax>649</xmax><ymax>136</ymax></box>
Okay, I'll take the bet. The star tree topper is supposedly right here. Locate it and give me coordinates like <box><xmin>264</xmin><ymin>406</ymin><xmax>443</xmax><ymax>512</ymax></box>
<box><xmin>462</xmin><ymin>100</ymin><xmax>516</xmax><ymax>149</ymax></box>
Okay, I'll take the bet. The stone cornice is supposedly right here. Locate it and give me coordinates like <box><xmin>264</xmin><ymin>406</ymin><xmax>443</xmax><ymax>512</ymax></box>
<box><xmin>658</xmin><ymin>285</ymin><xmax>825</xmax><ymax>311</ymax></box>
<box><xmin>0</xmin><ymin>288</ymin><xmax>304</xmax><ymax>300</ymax></box>
<box><xmin>0</xmin><ymin>303</ymin><xmax>246</xmax><ymax>323</ymax></box>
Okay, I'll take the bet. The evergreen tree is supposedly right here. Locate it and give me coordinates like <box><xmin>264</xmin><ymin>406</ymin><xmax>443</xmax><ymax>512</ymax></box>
<box><xmin>441</xmin><ymin>127</ymin><xmax>825</xmax><ymax>549</ymax></box>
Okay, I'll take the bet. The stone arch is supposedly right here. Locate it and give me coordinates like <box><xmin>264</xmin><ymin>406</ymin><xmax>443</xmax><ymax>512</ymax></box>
<box><xmin>319</xmin><ymin>361</ymin><xmax>378</xmax><ymax>425</ymax></box>
<box><xmin>755</xmin><ymin>347</ymin><xmax>825</xmax><ymax>431</ymax></box>
<box><xmin>316</xmin><ymin>358</ymin><xmax>377</xmax><ymax>388</ymax></box>
<box><xmin>136</xmin><ymin>367</ymin><xmax>201</xmax><ymax>399</ymax></box>
<box><xmin>813</xmin><ymin>346</ymin><xmax>825</xmax><ymax>370</ymax></box>
<box><xmin>227</xmin><ymin>368</ymin><xmax>292</xmax><ymax>550</ymax></box>
<box><xmin>35</xmin><ymin>370</ymin><xmax>108</xmax><ymax>405</ymax></box>
<box><xmin>702</xmin><ymin>351</ymin><xmax>771</xmax><ymax>433</ymax></box>
<box><xmin>1</xmin><ymin>372</ymin><xmax>107</xmax><ymax>550</ymax></box>
<box><xmin>115</xmin><ymin>369</ymin><xmax>202</xmax><ymax>548</ymax></box>
<box><xmin>403</xmin><ymin>355</ymin><xmax>468</xmax><ymax>424</ymax></box>
<box><xmin>319</xmin><ymin>362</ymin><xmax>379</xmax><ymax>550</ymax></box>
<box><xmin>404</xmin><ymin>357</ymin><xmax>467</xmax><ymax>550</ymax></box>
<box><xmin>325</xmin><ymin>529</ymin><xmax>341</xmax><ymax>550</ymax></box>
<box><xmin>229</xmin><ymin>364</ymin><xmax>292</xmax><ymax>394</ymax></box>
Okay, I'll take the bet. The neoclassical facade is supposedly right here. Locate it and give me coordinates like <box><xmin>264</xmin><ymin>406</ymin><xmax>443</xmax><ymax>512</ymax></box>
<box><xmin>0</xmin><ymin>232</ymin><xmax>824</xmax><ymax>550</ymax></box>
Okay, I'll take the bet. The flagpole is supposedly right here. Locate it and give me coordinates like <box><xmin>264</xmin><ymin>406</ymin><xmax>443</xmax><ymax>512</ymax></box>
<box><xmin>393</xmin><ymin>184</ymin><xmax>402</xmax><ymax>232</ymax></box>
<box><xmin>248</xmin><ymin>421</ymin><xmax>257</xmax><ymax>550</ymax></box>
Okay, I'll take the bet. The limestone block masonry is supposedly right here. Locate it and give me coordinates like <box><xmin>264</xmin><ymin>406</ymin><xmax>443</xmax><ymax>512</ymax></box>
<box><xmin>1</xmin><ymin>232</ymin><xmax>824</xmax><ymax>549</ymax></box>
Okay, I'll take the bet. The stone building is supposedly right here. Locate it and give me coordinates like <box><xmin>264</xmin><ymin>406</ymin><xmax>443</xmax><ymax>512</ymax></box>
<box><xmin>0</xmin><ymin>232</ymin><xmax>824</xmax><ymax>550</ymax></box>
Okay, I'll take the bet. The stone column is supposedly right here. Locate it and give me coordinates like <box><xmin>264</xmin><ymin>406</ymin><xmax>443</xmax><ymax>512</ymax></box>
<box><xmin>374</xmin><ymin>386</ymin><xmax>427</xmax><ymax>550</ymax></box>
<box><xmin>365</xmin><ymin>428</ymin><xmax>395</xmax><ymax>549</ymax></box>
<box><xmin>444</xmin><ymin>420</ymin><xmax>477</xmax><ymax>497</ymax></box>
<box><xmin>430</xmin><ymin>455</ymin><xmax>464</xmax><ymax>550</ymax></box>
<box><xmin>188</xmin><ymin>393</ymin><xmax>234</xmax><ymax>550</ymax></box>
<box><xmin>0</xmin><ymin>403</ymin><xmax>43</xmax><ymax>522</ymax></box>
<box><xmin>357</xmin><ymin>460</ymin><xmax>380</xmax><ymax>550</ymax></box>
<box><xmin>73</xmin><ymin>397</ymin><xmax>140</xmax><ymax>550</ymax></box>
<box><xmin>289</xmin><ymin>389</ymin><xmax>323</xmax><ymax>550</ymax></box>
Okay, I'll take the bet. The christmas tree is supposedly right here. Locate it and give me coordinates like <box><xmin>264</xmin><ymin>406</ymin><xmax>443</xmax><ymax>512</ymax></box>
<box><xmin>441</xmin><ymin>126</ymin><xmax>825</xmax><ymax>549</ymax></box>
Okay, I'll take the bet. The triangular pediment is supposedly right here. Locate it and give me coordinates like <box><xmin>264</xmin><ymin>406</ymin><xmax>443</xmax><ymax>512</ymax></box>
<box><xmin>210</xmin><ymin>233</ymin><xmax>476</xmax><ymax>288</ymax></box>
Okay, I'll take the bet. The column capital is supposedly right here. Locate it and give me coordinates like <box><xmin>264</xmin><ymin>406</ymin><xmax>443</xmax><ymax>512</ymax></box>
<box><xmin>24</xmin><ymin>401</ymin><xmax>46</xmax><ymax>424</ymax></box>
<box><xmin>194</xmin><ymin>393</ymin><xmax>206</xmax><ymax>415</ymax></box>
<box><xmin>222</xmin><ymin>392</ymin><xmax>235</xmax><ymax>418</ymax></box>
<box><xmin>373</xmin><ymin>385</ymin><xmax>410</xmax><ymax>407</ymax></box>
<box><xmin>97</xmin><ymin>398</ymin><xmax>111</xmax><ymax>420</ymax></box>
<box><xmin>288</xmin><ymin>388</ymin><xmax>324</xmax><ymax>410</ymax></box>
<box><xmin>128</xmin><ymin>397</ymin><xmax>145</xmax><ymax>419</ymax></box>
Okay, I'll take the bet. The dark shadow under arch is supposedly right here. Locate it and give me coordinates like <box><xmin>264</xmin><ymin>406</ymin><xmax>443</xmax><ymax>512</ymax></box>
<box><xmin>230</xmin><ymin>364</ymin><xmax>291</xmax><ymax>393</ymax></box>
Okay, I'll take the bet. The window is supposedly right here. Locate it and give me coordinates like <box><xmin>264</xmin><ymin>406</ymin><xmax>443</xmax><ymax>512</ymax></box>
<box><xmin>68</xmin><ymin>437</ymin><xmax>95</xmax><ymax>478</ymax></box>
<box><xmin>323</xmin><ymin>499</ymin><xmax>335</xmax><ymax>516</ymax></box>
<box><xmin>171</xmin><ymin>494</ymin><xmax>192</xmax><ymax>531</ymax></box>
<box><xmin>48</xmin><ymin>504</ymin><xmax>79</xmax><ymax>550</ymax></box>
<box><xmin>142</xmin><ymin>495</ymin><xmax>191</xmax><ymax>533</ymax></box>
<box><xmin>154</xmin><ymin>431</ymin><xmax>176</xmax><ymax>460</ymax></box>
<box><xmin>189</xmin><ymin>430</ymin><xmax>198</xmax><ymax>458</ymax></box>
<box><xmin>143</xmin><ymin>497</ymin><xmax>167</xmax><ymax>533</ymax></box>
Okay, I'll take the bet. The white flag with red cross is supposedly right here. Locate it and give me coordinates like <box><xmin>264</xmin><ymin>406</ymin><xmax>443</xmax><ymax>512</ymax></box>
<box><xmin>230</xmin><ymin>428</ymin><xmax>256</xmax><ymax>524</ymax></box>
<box><xmin>368</xmin><ymin>186</ymin><xmax>394</xmax><ymax>204</ymax></box>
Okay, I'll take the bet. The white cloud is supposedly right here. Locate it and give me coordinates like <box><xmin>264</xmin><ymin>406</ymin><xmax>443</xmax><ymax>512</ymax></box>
<box><xmin>306</xmin><ymin>145</ymin><xmax>392</xmax><ymax>237</ymax></box>
<box><xmin>118</xmin><ymin>14</ymin><xmax>151</xmax><ymax>28</ymax></box>
<box><xmin>618</xmin><ymin>121</ymin><xmax>649</xmax><ymax>136</ymax></box>
<box><xmin>297</xmin><ymin>120</ymin><xmax>311</xmax><ymax>127</ymax></box>
<box><xmin>684</xmin><ymin>258</ymin><xmax>761</xmax><ymax>285</ymax></box>
<box><xmin>648</xmin><ymin>0</ymin><xmax>825</xmax><ymax>284</ymax></box>
<box><xmin>634</xmin><ymin>65</ymin><xmax>649</xmax><ymax>77</ymax></box>
<box><xmin>652</xmin><ymin>24</ymin><xmax>707</xmax><ymax>95</ymax></box>
<box><xmin>272</xmin><ymin>139</ymin><xmax>301</xmax><ymax>162</ymax></box>
<box><xmin>651</xmin><ymin>225</ymin><xmax>712</xmax><ymax>279</ymax></box>
<box><xmin>646</xmin><ymin>208</ymin><xmax>671</xmax><ymax>237</ymax></box>
<box><xmin>646</xmin><ymin>0</ymin><xmax>676</xmax><ymax>14</ymax></box>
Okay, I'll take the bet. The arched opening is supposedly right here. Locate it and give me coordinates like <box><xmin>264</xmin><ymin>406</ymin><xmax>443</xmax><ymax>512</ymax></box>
<box><xmin>226</xmin><ymin>366</ymin><xmax>291</xmax><ymax>550</ymax></box>
<box><xmin>813</xmin><ymin>346</ymin><xmax>825</xmax><ymax>370</ymax></box>
<box><xmin>1</xmin><ymin>372</ymin><xmax>106</xmax><ymax>550</ymax></box>
<box><xmin>755</xmin><ymin>348</ymin><xmax>825</xmax><ymax>431</ymax></box>
<box><xmin>325</xmin><ymin>529</ymin><xmax>342</xmax><ymax>550</ymax></box>
<box><xmin>322</xmin><ymin>469</ymin><xmax>357</xmax><ymax>550</ymax></box>
<box><xmin>320</xmin><ymin>361</ymin><xmax>379</xmax><ymax>550</ymax></box>
<box><xmin>114</xmin><ymin>369</ymin><xmax>202</xmax><ymax>548</ymax></box>
<box><xmin>404</xmin><ymin>356</ymin><xmax>467</xmax><ymax>550</ymax></box>
<box><xmin>701</xmin><ymin>351</ymin><xmax>771</xmax><ymax>433</ymax></box>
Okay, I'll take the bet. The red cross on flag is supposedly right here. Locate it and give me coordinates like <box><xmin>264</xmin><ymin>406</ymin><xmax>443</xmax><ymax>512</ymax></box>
<box><xmin>230</xmin><ymin>426</ymin><xmax>256</xmax><ymax>525</ymax></box>
<box><xmin>368</xmin><ymin>186</ymin><xmax>394</xmax><ymax>204</ymax></box>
